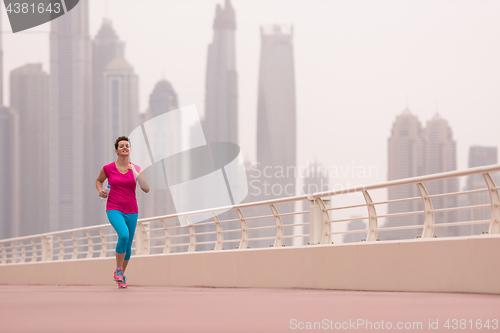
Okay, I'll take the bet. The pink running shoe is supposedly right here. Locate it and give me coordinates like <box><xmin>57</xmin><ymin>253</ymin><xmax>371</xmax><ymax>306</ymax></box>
<box><xmin>113</xmin><ymin>268</ymin><xmax>124</xmax><ymax>282</ymax></box>
<box><xmin>118</xmin><ymin>276</ymin><xmax>128</xmax><ymax>288</ymax></box>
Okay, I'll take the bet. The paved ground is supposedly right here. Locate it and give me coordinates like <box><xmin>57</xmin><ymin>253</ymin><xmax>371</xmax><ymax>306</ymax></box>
<box><xmin>0</xmin><ymin>285</ymin><xmax>499</xmax><ymax>333</ymax></box>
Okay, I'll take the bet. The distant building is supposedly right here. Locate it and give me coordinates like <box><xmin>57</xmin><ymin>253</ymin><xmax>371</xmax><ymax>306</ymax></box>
<box><xmin>204</xmin><ymin>0</ymin><xmax>238</xmax><ymax>145</ymax></box>
<box><xmin>10</xmin><ymin>64</ymin><xmax>49</xmax><ymax>236</ymax></box>
<box><xmin>423</xmin><ymin>114</ymin><xmax>459</xmax><ymax>237</ymax></box>
<box><xmin>383</xmin><ymin>109</ymin><xmax>424</xmax><ymax>240</ymax></box>
<box><xmin>93</xmin><ymin>19</ymin><xmax>125</xmax><ymax>163</ymax></box>
<box><xmin>0</xmin><ymin>13</ymin><xmax>3</xmax><ymax>107</ymax></box>
<box><xmin>149</xmin><ymin>80</ymin><xmax>179</xmax><ymax>117</ymax></box>
<box><xmin>202</xmin><ymin>1</ymin><xmax>239</xmax><ymax>243</ymax></box>
<box><xmin>343</xmin><ymin>219</ymin><xmax>367</xmax><ymax>243</ymax></box>
<box><xmin>251</xmin><ymin>24</ymin><xmax>297</xmax><ymax>247</ymax></box>
<box><xmin>468</xmin><ymin>146</ymin><xmax>497</xmax><ymax>169</ymax></box>
<box><xmin>139</xmin><ymin>80</ymin><xmax>179</xmax><ymax>220</ymax></box>
<box><xmin>49</xmin><ymin>2</ymin><xmax>92</xmax><ymax>231</ymax></box>
<box><xmin>256</xmin><ymin>24</ymin><xmax>297</xmax><ymax>199</ymax></box>
<box><xmin>0</xmin><ymin>107</ymin><xmax>19</xmax><ymax>239</ymax></box>
<box><xmin>92</xmin><ymin>19</ymin><xmax>129</xmax><ymax>226</ymax></box>
<box><xmin>136</xmin><ymin>110</ymin><xmax>155</xmax><ymax>221</ymax></box>
<box><xmin>464</xmin><ymin>146</ymin><xmax>498</xmax><ymax>235</ymax></box>
<box><xmin>302</xmin><ymin>161</ymin><xmax>329</xmax><ymax>195</ymax></box>
<box><xmin>0</xmin><ymin>11</ymin><xmax>19</xmax><ymax>240</ymax></box>
<box><xmin>102</xmin><ymin>58</ymin><xmax>140</xmax><ymax>159</ymax></box>
<box><xmin>383</xmin><ymin>110</ymin><xmax>459</xmax><ymax>240</ymax></box>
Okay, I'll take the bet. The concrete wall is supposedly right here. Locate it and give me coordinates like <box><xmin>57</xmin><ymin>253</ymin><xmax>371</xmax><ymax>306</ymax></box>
<box><xmin>1</xmin><ymin>235</ymin><xmax>499</xmax><ymax>294</ymax></box>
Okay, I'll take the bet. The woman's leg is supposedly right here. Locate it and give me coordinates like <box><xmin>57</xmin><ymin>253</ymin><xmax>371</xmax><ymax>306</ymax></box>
<box><xmin>122</xmin><ymin>213</ymin><xmax>138</xmax><ymax>273</ymax></box>
<box><xmin>106</xmin><ymin>210</ymin><xmax>130</xmax><ymax>270</ymax></box>
<box><xmin>116</xmin><ymin>253</ymin><xmax>126</xmax><ymax>270</ymax></box>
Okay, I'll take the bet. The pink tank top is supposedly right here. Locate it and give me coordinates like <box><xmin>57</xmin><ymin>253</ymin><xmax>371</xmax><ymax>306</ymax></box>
<box><xmin>103</xmin><ymin>162</ymin><xmax>142</xmax><ymax>214</ymax></box>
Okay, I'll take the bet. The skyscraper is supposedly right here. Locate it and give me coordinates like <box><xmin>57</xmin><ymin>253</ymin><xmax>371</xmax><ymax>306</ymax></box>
<box><xmin>49</xmin><ymin>1</ymin><xmax>92</xmax><ymax>231</ymax></box>
<box><xmin>0</xmin><ymin>12</ymin><xmax>18</xmax><ymax>240</ymax></box>
<box><xmin>139</xmin><ymin>80</ymin><xmax>179</xmax><ymax>219</ymax></box>
<box><xmin>149</xmin><ymin>80</ymin><xmax>179</xmax><ymax>118</ymax></box>
<box><xmin>101</xmin><ymin>58</ymin><xmax>139</xmax><ymax>164</ymax></box>
<box><xmin>204</xmin><ymin>0</ymin><xmax>238</xmax><ymax>145</ymax></box>
<box><xmin>92</xmin><ymin>18</ymin><xmax>139</xmax><ymax>226</ymax></box>
<box><xmin>252</xmin><ymin>25</ymin><xmax>297</xmax><ymax>246</ymax></box>
<box><xmin>423</xmin><ymin>114</ymin><xmax>459</xmax><ymax>236</ymax></box>
<box><xmin>0</xmin><ymin>12</ymin><xmax>3</xmax><ymax>107</ymax></box>
<box><xmin>0</xmin><ymin>107</ymin><xmax>19</xmax><ymax>239</ymax></box>
<box><xmin>302</xmin><ymin>160</ymin><xmax>329</xmax><ymax>195</ymax></box>
<box><xmin>464</xmin><ymin>146</ymin><xmax>499</xmax><ymax>235</ymax></box>
<box><xmin>10</xmin><ymin>64</ymin><xmax>49</xmax><ymax>236</ymax></box>
<box><xmin>256</xmin><ymin>25</ymin><xmax>296</xmax><ymax>199</ymax></box>
<box><xmin>383</xmin><ymin>109</ymin><xmax>425</xmax><ymax>240</ymax></box>
<box><xmin>344</xmin><ymin>218</ymin><xmax>367</xmax><ymax>244</ymax></box>
<box><xmin>384</xmin><ymin>110</ymin><xmax>459</xmax><ymax>240</ymax></box>
<box><xmin>93</xmin><ymin>18</ymin><xmax>125</xmax><ymax>169</ymax></box>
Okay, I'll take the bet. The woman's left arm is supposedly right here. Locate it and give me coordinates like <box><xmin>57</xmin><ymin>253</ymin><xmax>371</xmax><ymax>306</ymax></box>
<box><xmin>129</xmin><ymin>164</ymin><xmax>150</xmax><ymax>193</ymax></box>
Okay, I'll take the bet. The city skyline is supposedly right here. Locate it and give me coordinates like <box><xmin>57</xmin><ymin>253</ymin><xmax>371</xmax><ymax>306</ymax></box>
<box><xmin>1</xmin><ymin>1</ymin><xmax>500</xmax><ymax>240</ymax></box>
<box><xmin>2</xmin><ymin>0</ymin><xmax>499</xmax><ymax>185</ymax></box>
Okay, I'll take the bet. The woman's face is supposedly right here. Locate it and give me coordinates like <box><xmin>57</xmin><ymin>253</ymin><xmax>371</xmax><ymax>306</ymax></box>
<box><xmin>115</xmin><ymin>140</ymin><xmax>131</xmax><ymax>156</ymax></box>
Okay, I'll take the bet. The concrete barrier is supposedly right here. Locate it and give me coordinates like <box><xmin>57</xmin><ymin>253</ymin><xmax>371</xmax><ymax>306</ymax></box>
<box><xmin>1</xmin><ymin>234</ymin><xmax>499</xmax><ymax>294</ymax></box>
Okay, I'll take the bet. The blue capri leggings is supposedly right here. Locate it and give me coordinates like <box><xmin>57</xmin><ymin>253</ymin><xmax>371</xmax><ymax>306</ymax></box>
<box><xmin>106</xmin><ymin>210</ymin><xmax>138</xmax><ymax>261</ymax></box>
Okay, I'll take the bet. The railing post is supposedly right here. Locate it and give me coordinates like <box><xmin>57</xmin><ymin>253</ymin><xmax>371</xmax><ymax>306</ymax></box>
<box><xmin>418</xmin><ymin>183</ymin><xmax>435</xmax><ymax>238</ymax></box>
<box><xmin>184</xmin><ymin>217</ymin><xmax>196</xmax><ymax>252</ymax></box>
<box><xmin>85</xmin><ymin>231</ymin><xmax>93</xmax><ymax>259</ymax></box>
<box><xmin>236</xmin><ymin>209</ymin><xmax>248</xmax><ymax>250</ymax></box>
<box><xmin>98</xmin><ymin>229</ymin><xmax>107</xmax><ymax>258</ymax></box>
<box><xmin>160</xmin><ymin>219</ymin><xmax>171</xmax><ymax>254</ymax></box>
<box><xmin>308</xmin><ymin>196</ymin><xmax>331</xmax><ymax>245</ymax></box>
<box><xmin>19</xmin><ymin>240</ymin><xmax>26</xmax><ymax>263</ymax></box>
<box><xmin>70</xmin><ymin>232</ymin><xmax>78</xmax><ymax>260</ymax></box>
<box><xmin>362</xmin><ymin>190</ymin><xmax>378</xmax><ymax>241</ymax></box>
<box><xmin>0</xmin><ymin>242</ymin><xmax>6</xmax><ymax>264</ymax></box>
<box><xmin>29</xmin><ymin>238</ymin><xmax>37</xmax><ymax>262</ymax></box>
<box><xmin>41</xmin><ymin>235</ymin><xmax>53</xmax><ymax>261</ymax></box>
<box><xmin>56</xmin><ymin>235</ymin><xmax>64</xmax><ymax>260</ymax></box>
<box><xmin>135</xmin><ymin>222</ymin><xmax>150</xmax><ymax>255</ymax></box>
<box><xmin>212</xmin><ymin>213</ymin><xmax>223</xmax><ymax>251</ymax></box>
<box><xmin>270</xmin><ymin>204</ymin><xmax>283</xmax><ymax>247</ymax></box>
<box><xmin>10</xmin><ymin>241</ymin><xmax>17</xmax><ymax>263</ymax></box>
<box><xmin>483</xmin><ymin>173</ymin><xmax>500</xmax><ymax>234</ymax></box>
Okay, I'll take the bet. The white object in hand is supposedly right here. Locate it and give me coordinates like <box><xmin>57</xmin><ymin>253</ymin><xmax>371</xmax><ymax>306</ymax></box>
<box><xmin>101</xmin><ymin>185</ymin><xmax>110</xmax><ymax>202</ymax></box>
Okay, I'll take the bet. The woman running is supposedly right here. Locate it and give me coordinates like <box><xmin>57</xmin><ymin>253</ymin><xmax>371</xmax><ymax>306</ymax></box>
<box><xmin>95</xmin><ymin>136</ymin><xmax>150</xmax><ymax>288</ymax></box>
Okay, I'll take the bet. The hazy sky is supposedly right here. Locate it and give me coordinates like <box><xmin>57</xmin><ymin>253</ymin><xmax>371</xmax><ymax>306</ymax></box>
<box><xmin>3</xmin><ymin>0</ymin><xmax>500</xmax><ymax>201</ymax></box>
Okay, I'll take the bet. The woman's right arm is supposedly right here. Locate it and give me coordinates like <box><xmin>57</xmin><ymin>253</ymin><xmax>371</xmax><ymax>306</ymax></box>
<box><xmin>96</xmin><ymin>168</ymin><xmax>108</xmax><ymax>198</ymax></box>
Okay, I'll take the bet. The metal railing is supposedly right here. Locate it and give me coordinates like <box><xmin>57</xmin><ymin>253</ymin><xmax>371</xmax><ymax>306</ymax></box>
<box><xmin>1</xmin><ymin>164</ymin><xmax>499</xmax><ymax>265</ymax></box>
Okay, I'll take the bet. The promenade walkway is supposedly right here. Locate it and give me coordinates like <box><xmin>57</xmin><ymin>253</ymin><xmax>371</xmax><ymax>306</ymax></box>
<box><xmin>1</xmin><ymin>285</ymin><xmax>499</xmax><ymax>332</ymax></box>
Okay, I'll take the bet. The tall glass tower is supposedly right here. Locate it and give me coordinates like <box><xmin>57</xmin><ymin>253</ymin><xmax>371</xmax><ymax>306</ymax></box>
<box><xmin>256</xmin><ymin>25</ymin><xmax>297</xmax><ymax>200</ymax></box>
<box><xmin>93</xmin><ymin>19</ymin><xmax>125</xmax><ymax>169</ymax></box>
<box><xmin>49</xmin><ymin>1</ymin><xmax>91</xmax><ymax>231</ymax></box>
<box><xmin>10</xmin><ymin>64</ymin><xmax>49</xmax><ymax>236</ymax></box>
<box><xmin>383</xmin><ymin>111</ymin><xmax>459</xmax><ymax>240</ymax></box>
<box><xmin>140</xmin><ymin>80</ymin><xmax>179</xmax><ymax>220</ymax></box>
<box><xmin>253</xmin><ymin>25</ymin><xmax>297</xmax><ymax>247</ymax></box>
<box><xmin>204</xmin><ymin>0</ymin><xmax>238</xmax><ymax>145</ymax></box>
<box><xmin>0</xmin><ymin>12</ymin><xmax>19</xmax><ymax>240</ymax></box>
<box><xmin>383</xmin><ymin>109</ymin><xmax>425</xmax><ymax>240</ymax></box>
<box><xmin>0</xmin><ymin>106</ymin><xmax>19</xmax><ymax>239</ymax></box>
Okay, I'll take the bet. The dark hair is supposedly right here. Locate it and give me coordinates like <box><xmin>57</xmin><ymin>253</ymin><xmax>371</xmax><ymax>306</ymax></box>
<box><xmin>114</xmin><ymin>136</ymin><xmax>131</xmax><ymax>150</ymax></box>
